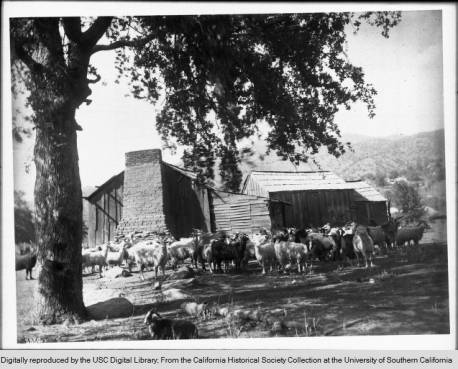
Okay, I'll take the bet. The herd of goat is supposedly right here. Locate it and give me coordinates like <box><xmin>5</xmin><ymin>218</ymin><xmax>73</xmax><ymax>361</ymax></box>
<box><xmin>15</xmin><ymin>218</ymin><xmax>432</xmax><ymax>339</ymax></box>
<box><xmin>78</xmin><ymin>217</ymin><xmax>430</xmax><ymax>280</ymax></box>
<box><xmin>15</xmin><ymin>218</ymin><xmax>430</xmax><ymax>281</ymax></box>
<box><xmin>83</xmin><ymin>218</ymin><xmax>430</xmax><ymax>340</ymax></box>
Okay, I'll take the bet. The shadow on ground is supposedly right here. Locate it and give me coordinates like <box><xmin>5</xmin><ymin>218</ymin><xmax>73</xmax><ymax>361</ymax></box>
<box><xmin>16</xmin><ymin>243</ymin><xmax>449</xmax><ymax>342</ymax></box>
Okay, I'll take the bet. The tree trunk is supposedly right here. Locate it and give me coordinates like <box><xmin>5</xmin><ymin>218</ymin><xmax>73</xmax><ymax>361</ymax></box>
<box><xmin>33</xmin><ymin>105</ymin><xmax>87</xmax><ymax>324</ymax></box>
<box><xmin>11</xmin><ymin>17</ymin><xmax>114</xmax><ymax>325</ymax></box>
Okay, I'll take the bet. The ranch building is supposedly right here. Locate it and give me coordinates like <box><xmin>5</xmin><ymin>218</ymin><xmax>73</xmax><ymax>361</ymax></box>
<box><xmin>83</xmin><ymin>149</ymin><xmax>388</xmax><ymax>248</ymax></box>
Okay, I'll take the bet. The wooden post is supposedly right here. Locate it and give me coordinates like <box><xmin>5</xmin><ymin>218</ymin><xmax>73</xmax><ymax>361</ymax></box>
<box><xmin>281</xmin><ymin>203</ymin><xmax>286</xmax><ymax>227</ymax></box>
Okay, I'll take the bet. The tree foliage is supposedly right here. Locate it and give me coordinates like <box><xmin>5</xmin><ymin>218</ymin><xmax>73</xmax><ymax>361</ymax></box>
<box><xmin>14</xmin><ymin>191</ymin><xmax>36</xmax><ymax>244</ymax></box>
<box><xmin>11</xmin><ymin>14</ymin><xmax>402</xmax><ymax>192</ymax></box>
<box><xmin>108</xmin><ymin>12</ymin><xmax>401</xmax><ymax>191</ymax></box>
<box><xmin>390</xmin><ymin>179</ymin><xmax>425</xmax><ymax>222</ymax></box>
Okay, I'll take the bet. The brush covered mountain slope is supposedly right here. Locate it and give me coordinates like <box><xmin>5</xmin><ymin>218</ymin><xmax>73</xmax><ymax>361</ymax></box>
<box><xmin>237</xmin><ymin>129</ymin><xmax>446</xmax><ymax>185</ymax></box>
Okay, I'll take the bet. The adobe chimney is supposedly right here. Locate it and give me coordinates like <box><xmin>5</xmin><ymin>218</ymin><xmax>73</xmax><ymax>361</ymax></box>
<box><xmin>116</xmin><ymin>149</ymin><xmax>167</xmax><ymax>235</ymax></box>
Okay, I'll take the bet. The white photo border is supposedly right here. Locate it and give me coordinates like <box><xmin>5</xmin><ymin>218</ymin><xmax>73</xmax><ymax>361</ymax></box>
<box><xmin>1</xmin><ymin>1</ymin><xmax>456</xmax><ymax>350</ymax></box>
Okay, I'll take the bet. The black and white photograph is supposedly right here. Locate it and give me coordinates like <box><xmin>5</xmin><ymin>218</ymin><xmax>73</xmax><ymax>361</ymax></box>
<box><xmin>2</xmin><ymin>2</ymin><xmax>455</xmax><ymax>349</ymax></box>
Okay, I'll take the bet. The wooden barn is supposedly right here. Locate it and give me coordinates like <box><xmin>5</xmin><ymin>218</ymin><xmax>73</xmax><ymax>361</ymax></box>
<box><xmin>241</xmin><ymin>171</ymin><xmax>388</xmax><ymax>228</ymax></box>
<box><xmin>84</xmin><ymin>150</ymin><xmax>388</xmax><ymax>247</ymax></box>
<box><xmin>83</xmin><ymin>149</ymin><xmax>274</xmax><ymax>247</ymax></box>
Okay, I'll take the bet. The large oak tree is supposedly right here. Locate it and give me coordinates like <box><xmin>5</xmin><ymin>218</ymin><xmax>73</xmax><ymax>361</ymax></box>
<box><xmin>10</xmin><ymin>12</ymin><xmax>400</xmax><ymax>324</ymax></box>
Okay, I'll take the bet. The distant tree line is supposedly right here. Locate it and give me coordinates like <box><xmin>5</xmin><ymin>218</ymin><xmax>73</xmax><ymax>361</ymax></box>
<box><xmin>364</xmin><ymin>157</ymin><xmax>445</xmax><ymax>187</ymax></box>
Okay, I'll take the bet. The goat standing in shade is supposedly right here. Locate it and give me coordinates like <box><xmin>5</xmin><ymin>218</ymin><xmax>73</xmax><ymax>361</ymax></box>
<box><xmin>395</xmin><ymin>220</ymin><xmax>429</xmax><ymax>248</ymax></box>
<box><xmin>351</xmin><ymin>223</ymin><xmax>375</xmax><ymax>268</ymax></box>
<box><xmin>144</xmin><ymin>310</ymin><xmax>198</xmax><ymax>339</ymax></box>
<box><xmin>16</xmin><ymin>249</ymin><xmax>38</xmax><ymax>280</ymax></box>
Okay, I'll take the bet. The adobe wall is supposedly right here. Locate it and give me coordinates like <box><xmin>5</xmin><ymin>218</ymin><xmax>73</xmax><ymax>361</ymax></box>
<box><xmin>116</xmin><ymin>149</ymin><xmax>167</xmax><ymax>235</ymax></box>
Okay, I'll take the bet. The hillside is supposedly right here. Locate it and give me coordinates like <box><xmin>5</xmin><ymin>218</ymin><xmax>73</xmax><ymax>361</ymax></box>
<box><xmin>237</xmin><ymin>129</ymin><xmax>446</xmax><ymax>185</ymax></box>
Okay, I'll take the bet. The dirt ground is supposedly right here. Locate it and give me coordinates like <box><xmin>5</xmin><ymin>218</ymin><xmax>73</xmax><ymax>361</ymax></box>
<box><xmin>16</xmin><ymin>238</ymin><xmax>449</xmax><ymax>343</ymax></box>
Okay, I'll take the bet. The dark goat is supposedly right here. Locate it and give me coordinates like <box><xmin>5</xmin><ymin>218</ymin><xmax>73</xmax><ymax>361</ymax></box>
<box><xmin>195</xmin><ymin>231</ymin><xmax>229</xmax><ymax>272</ymax></box>
<box><xmin>396</xmin><ymin>220</ymin><xmax>429</xmax><ymax>247</ymax></box>
<box><xmin>340</xmin><ymin>230</ymin><xmax>357</xmax><ymax>266</ymax></box>
<box><xmin>367</xmin><ymin>218</ymin><xmax>401</xmax><ymax>251</ymax></box>
<box><xmin>144</xmin><ymin>310</ymin><xmax>198</xmax><ymax>339</ymax></box>
<box><xmin>193</xmin><ymin>231</ymin><xmax>219</xmax><ymax>271</ymax></box>
<box><xmin>211</xmin><ymin>233</ymin><xmax>248</xmax><ymax>273</ymax></box>
<box><xmin>16</xmin><ymin>251</ymin><xmax>37</xmax><ymax>280</ymax></box>
<box><xmin>305</xmin><ymin>232</ymin><xmax>336</xmax><ymax>261</ymax></box>
<box><xmin>293</xmin><ymin>228</ymin><xmax>309</xmax><ymax>244</ymax></box>
<box><xmin>229</xmin><ymin>233</ymin><xmax>250</xmax><ymax>271</ymax></box>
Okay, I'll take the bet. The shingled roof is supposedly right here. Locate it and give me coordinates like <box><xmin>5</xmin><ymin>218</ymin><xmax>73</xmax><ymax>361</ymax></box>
<box><xmin>344</xmin><ymin>180</ymin><xmax>387</xmax><ymax>202</ymax></box>
<box><xmin>242</xmin><ymin>170</ymin><xmax>386</xmax><ymax>202</ymax></box>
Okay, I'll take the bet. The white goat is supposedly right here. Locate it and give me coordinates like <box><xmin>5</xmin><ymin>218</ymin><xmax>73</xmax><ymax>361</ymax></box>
<box><xmin>180</xmin><ymin>301</ymin><xmax>209</xmax><ymax>319</ymax></box>
<box><xmin>274</xmin><ymin>239</ymin><xmax>290</xmax><ymax>271</ymax></box>
<box><xmin>242</xmin><ymin>233</ymin><xmax>268</xmax><ymax>268</ymax></box>
<box><xmin>127</xmin><ymin>239</ymin><xmax>168</xmax><ymax>281</ymax></box>
<box><xmin>254</xmin><ymin>238</ymin><xmax>276</xmax><ymax>275</ymax></box>
<box><xmin>352</xmin><ymin>224</ymin><xmax>375</xmax><ymax>268</ymax></box>
<box><xmin>82</xmin><ymin>243</ymin><xmax>109</xmax><ymax>277</ymax></box>
<box><xmin>286</xmin><ymin>241</ymin><xmax>310</xmax><ymax>273</ymax></box>
<box><xmin>106</xmin><ymin>240</ymin><xmax>130</xmax><ymax>268</ymax></box>
<box><xmin>168</xmin><ymin>237</ymin><xmax>195</xmax><ymax>269</ymax></box>
<box><xmin>274</xmin><ymin>232</ymin><xmax>310</xmax><ymax>273</ymax></box>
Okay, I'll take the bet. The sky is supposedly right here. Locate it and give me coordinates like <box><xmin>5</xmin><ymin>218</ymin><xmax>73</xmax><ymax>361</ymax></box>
<box><xmin>11</xmin><ymin>9</ymin><xmax>445</xmax><ymax>204</ymax></box>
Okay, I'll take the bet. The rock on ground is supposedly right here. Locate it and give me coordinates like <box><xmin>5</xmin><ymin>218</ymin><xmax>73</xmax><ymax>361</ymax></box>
<box><xmin>87</xmin><ymin>297</ymin><xmax>135</xmax><ymax>320</ymax></box>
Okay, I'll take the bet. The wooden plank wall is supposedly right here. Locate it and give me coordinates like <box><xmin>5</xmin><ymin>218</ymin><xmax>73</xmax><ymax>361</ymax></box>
<box><xmin>161</xmin><ymin>165</ymin><xmax>210</xmax><ymax>238</ymax></box>
<box><xmin>353</xmin><ymin>201</ymin><xmax>388</xmax><ymax>225</ymax></box>
<box><xmin>86</xmin><ymin>174</ymin><xmax>124</xmax><ymax>248</ymax></box>
<box><xmin>370</xmin><ymin>202</ymin><xmax>388</xmax><ymax>224</ymax></box>
<box><xmin>211</xmin><ymin>191</ymin><xmax>271</xmax><ymax>234</ymax></box>
<box><xmin>270</xmin><ymin>190</ymin><xmax>388</xmax><ymax>227</ymax></box>
<box><xmin>270</xmin><ymin>190</ymin><xmax>355</xmax><ymax>227</ymax></box>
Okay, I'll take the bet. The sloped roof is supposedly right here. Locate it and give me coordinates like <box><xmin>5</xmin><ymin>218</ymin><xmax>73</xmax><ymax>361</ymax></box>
<box><xmin>84</xmin><ymin>171</ymin><xmax>124</xmax><ymax>201</ymax></box>
<box><xmin>242</xmin><ymin>170</ymin><xmax>386</xmax><ymax>202</ymax></box>
<box><xmin>84</xmin><ymin>162</ymin><xmax>197</xmax><ymax>200</ymax></box>
<box><xmin>242</xmin><ymin>170</ymin><xmax>350</xmax><ymax>196</ymax></box>
<box><xmin>344</xmin><ymin>180</ymin><xmax>387</xmax><ymax>202</ymax></box>
<box><xmin>86</xmin><ymin>162</ymin><xmax>386</xmax><ymax>204</ymax></box>
<box><xmin>161</xmin><ymin>162</ymin><xmax>197</xmax><ymax>180</ymax></box>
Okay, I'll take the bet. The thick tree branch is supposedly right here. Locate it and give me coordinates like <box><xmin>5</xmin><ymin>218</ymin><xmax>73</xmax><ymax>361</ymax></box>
<box><xmin>62</xmin><ymin>17</ymin><xmax>83</xmax><ymax>44</ymax></box>
<box><xmin>90</xmin><ymin>34</ymin><xmax>155</xmax><ymax>54</ymax></box>
<box><xmin>81</xmin><ymin>17</ymin><xmax>113</xmax><ymax>48</ymax></box>
<box><xmin>63</xmin><ymin>17</ymin><xmax>112</xmax><ymax>49</ymax></box>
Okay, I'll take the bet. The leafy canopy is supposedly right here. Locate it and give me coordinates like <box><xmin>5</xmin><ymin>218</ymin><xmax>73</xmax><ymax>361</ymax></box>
<box><xmin>11</xmin><ymin>12</ymin><xmax>401</xmax><ymax>192</ymax></box>
<box><xmin>113</xmin><ymin>12</ymin><xmax>400</xmax><ymax>191</ymax></box>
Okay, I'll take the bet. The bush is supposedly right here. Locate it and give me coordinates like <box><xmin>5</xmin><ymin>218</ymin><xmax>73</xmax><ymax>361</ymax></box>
<box><xmin>391</xmin><ymin>179</ymin><xmax>425</xmax><ymax>222</ymax></box>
